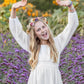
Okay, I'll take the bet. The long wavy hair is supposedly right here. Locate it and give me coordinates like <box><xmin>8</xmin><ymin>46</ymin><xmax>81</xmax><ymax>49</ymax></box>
<box><xmin>26</xmin><ymin>17</ymin><xmax>59</xmax><ymax>71</ymax></box>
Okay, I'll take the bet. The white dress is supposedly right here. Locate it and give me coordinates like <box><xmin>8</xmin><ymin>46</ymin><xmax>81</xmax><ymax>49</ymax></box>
<box><xmin>9</xmin><ymin>11</ymin><xmax>79</xmax><ymax>84</ymax></box>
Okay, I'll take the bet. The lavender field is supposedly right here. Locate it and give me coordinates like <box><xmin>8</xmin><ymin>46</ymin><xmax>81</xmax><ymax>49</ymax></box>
<box><xmin>0</xmin><ymin>32</ymin><xmax>84</xmax><ymax>84</ymax></box>
<box><xmin>0</xmin><ymin>32</ymin><xmax>31</xmax><ymax>84</ymax></box>
<box><xmin>0</xmin><ymin>0</ymin><xmax>84</xmax><ymax>84</ymax></box>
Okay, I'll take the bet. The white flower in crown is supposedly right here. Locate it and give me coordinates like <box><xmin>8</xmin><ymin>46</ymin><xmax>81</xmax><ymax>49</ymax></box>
<box><xmin>30</xmin><ymin>18</ymin><xmax>34</xmax><ymax>23</ymax></box>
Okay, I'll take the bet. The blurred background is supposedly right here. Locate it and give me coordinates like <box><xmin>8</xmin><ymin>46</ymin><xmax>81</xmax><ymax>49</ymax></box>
<box><xmin>0</xmin><ymin>0</ymin><xmax>84</xmax><ymax>84</ymax></box>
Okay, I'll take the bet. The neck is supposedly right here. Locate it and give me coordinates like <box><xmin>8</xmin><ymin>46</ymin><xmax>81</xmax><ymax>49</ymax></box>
<box><xmin>40</xmin><ymin>40</ymin><xmax>48</xmax><ymax>45</ymax></box>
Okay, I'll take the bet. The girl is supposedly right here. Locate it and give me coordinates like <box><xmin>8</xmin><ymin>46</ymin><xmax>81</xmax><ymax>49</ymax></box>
<box><xmin>9</xmin><ymin>0</ymin><xmax>79</xmax><ymax>84</ymax></box>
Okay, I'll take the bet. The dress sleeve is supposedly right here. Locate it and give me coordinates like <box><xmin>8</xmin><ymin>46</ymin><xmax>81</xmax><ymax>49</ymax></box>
<box><xmin>9</xmin><ymin>16</ymin><xmax>32</xmax><ymax>54</ymax></box>
<box><xmin>54</xmin><ymin>11</ymin><xmax>79</xmax><ymax>55</ymax></box>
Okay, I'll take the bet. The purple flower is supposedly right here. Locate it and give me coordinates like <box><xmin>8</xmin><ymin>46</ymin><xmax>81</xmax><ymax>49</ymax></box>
<box><xmin>68</xmin><ymin>66</ymin><xmax>72</xmax><ymax>70</ymax></box>
<box><xmin>15</xmin><ymin>49</ymin><xmax>20</xmax><ymax>53</ymax></box>
<box><xmin>35</xmin><ymin>18</ymin><xmax>39</xmax><ymax>21</ymax></box>
<box><xmin>7</xmin><ymin>51</ymin><xmax>14</xmax><ymax>55</ymax></box>
<box><xmin>3</xmin><ymin>59</ymin><xmax>8</xmax><ymax>63</ymax></box>
<box><xmin>9</xmin><ymin>69</ymin><xmax>13</xmax><ymax>73</ymax></box>
<box><xmin>21</xmin><ymin>74</ymin><xmax>25</xmax><ymax>77</ymax></box>
<box><xmin>4</xmin><ymin>71</ymin><xmax>8</xmax><ymax>74</ymax></box>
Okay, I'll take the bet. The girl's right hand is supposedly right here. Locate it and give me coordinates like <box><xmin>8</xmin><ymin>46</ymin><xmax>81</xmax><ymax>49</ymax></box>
<box><xmin>10</xmin><ymin>0</ymin><xmax>27</xmax><ymax>19</ymax></box>
<box><xmin>12</xmin><ymin>0</ymin><xmax>27</xmax><ymax>9</ymax></box>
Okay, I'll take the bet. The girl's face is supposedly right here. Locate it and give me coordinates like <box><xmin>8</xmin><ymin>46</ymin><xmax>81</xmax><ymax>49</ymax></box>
<box><xmin>34</xmin><ymin>21</ymin><xmax>49</xmax><ymax>44</ymax></box>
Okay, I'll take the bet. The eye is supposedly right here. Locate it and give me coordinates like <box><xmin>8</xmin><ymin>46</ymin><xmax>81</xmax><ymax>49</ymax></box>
<box><xmin>42</xmin><ymin>25</ymin><xmax>45</xmax><ymax>28</ymax></box>
<box><xmin>37</xmin><ymin>28</ymin><xmax>41</xmax><ymax>32</ymax></box>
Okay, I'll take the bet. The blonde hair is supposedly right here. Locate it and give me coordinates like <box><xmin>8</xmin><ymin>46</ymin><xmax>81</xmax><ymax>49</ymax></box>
<box><xmin>26</xmin><ymin>17</ymin><xmax>59</xmax><ymax>71</ymax></box>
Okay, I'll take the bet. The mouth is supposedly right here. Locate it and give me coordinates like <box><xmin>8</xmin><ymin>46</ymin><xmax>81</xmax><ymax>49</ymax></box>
<box><xmin>42</xmin><ymin>32</ymin><xmax>47</xmax><ymax>37</ymax></box>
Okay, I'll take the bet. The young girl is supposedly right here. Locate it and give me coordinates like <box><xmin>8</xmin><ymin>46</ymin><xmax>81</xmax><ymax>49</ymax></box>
<box><xmin>9</xmin><ymin>0</ymin><xmax>79</xmax><ymax>84</ymax></box>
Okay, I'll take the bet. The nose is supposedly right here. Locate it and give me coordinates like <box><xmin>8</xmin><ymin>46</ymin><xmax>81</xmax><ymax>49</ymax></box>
<box><xmin>41</xmin><ymin>28</ymin><xmax>45</xmax><ymax>33</ymax></box>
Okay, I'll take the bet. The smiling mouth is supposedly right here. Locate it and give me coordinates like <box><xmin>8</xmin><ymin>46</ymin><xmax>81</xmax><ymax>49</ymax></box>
<box><xmin>42</xmin><ymin>32</ymin><xmax>47</xmax><ymax>37</ymax></box>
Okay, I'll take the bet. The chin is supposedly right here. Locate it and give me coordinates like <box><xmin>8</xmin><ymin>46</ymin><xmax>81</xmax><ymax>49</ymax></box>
<box><xmin>42</xmin><ymin>36</ymin><xmax>49</xmax><ymax>40</ymax></box>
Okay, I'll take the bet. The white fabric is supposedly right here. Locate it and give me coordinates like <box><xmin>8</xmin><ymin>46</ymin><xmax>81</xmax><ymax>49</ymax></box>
<box><xmin>9</xmin><ymin>10</ymin><xmax>79</xmax><ymax>84</ymax></box>
<box><xmin>9</xmin><ymin>17</ymin><xmax>31</xmax><ymax>54</ymax></box>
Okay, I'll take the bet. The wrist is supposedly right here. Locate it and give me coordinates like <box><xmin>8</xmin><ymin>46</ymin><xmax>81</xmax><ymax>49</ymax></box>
<box><xmin>12</xmin><ymin>5</ymin><xmax>16</xmax><ymax>10</ymax></box>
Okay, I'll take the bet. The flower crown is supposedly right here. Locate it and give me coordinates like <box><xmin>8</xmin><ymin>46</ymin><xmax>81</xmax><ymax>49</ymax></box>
<box><xmin>29</xmin><ymin>17</ymin><xmax>48</xmax><ymax>26</ymax></box>
<box><xmin>26</xmin><ymin>17</ymin><xmax>48</xmax><ymax>34</ymax></box>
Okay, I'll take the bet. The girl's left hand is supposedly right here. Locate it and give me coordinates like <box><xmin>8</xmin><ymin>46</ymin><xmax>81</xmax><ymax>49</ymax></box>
<box><xmin>56</xmin><ymin>0</ymin><xmax>72</xmax><ymax>7</ymax></box>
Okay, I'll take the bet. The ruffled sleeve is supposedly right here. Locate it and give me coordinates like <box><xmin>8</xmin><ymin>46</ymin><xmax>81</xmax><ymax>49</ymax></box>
<box><xmin>9</xmin><ymin>16</ymin><xmax>32</xmax><ymax>54</ymax></box>
<box><xmin>54</xmin><ymin>11</ymin><xmax>79</xmax><ymax>60</ymax></box>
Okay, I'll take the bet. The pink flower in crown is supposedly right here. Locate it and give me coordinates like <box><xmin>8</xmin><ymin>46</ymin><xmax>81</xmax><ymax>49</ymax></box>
<box><xmin>30</xmin><ymin>22</ymin><xmax>34</xmax><ymax>26</ymax></box>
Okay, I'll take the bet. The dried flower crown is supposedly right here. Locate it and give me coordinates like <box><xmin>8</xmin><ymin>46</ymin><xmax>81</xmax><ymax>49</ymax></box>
<box><xmin>26</xmin><ymin>17</ymin><xmax>48</xmax><ymax>34</ymax></box>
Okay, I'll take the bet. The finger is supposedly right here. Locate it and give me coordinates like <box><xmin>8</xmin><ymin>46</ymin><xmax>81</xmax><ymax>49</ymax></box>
<box><xmin>22</xmin><ymin>0</ymin><xmax>27</xmax><ymax>2</ymax></box>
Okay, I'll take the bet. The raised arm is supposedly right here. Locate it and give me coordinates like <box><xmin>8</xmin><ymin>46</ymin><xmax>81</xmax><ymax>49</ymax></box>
<box><xmin>54</xmin><ymin>0</ymin><xmax>79</xmax><ymax>55</ymax></box>
<box><xmin>9</xmin><ymin>0</ymin><xmax>31</xmax><ymax>54</ymax></box>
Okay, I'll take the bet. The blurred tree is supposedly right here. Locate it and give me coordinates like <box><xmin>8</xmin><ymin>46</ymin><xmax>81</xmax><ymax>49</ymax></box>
<box><xmin>0</xmin><ymin>0</ymin><xmax>3</xmax><ymax>4</ymax></box>
<box><xmin>28</xmin><ymin>0</ymin><xmax>59</xmax><ymax>12</ymax></box>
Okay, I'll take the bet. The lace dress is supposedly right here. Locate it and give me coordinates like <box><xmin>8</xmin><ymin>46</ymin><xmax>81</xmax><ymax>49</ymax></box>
<box><xmin>9</xmin><ymin>11</ymin><xmax>79</xmax><ymax>84</ymax></box>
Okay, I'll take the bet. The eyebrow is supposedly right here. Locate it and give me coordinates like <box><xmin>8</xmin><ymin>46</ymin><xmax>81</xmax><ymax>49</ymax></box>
<box><xmin>37</xmin><ymin>25</ymin><xmax>45</xmax><ymax>29</ymax></box>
